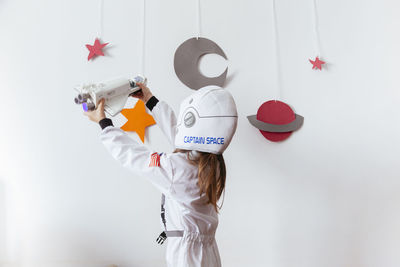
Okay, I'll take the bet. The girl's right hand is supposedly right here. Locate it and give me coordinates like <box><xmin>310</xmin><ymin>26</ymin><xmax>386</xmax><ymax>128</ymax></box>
<box><xmin>131</xmin><ymin>83</ymin><xmax>153</xmax><ymax>104</ymax></box>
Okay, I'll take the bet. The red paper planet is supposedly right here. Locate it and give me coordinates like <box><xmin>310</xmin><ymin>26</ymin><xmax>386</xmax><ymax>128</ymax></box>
<box><xmin>247</xmin><ymin>100</ymin><xmax>304</xmax><ymax>142</ymax></box>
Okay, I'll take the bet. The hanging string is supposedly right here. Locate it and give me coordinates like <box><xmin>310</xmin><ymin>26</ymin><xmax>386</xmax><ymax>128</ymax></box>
<box><xmin>140</xmin><ymin>0</ymin><xmax>147</xmax><ymax>75</ymax></box>
<box><xmin>272</xmin><ymin>0</ymin><xmax>282</xmax><ymax>101</ymax></box>
<box><xmin>196</xmin><ymin>0</ymin><xmax>202</xmax><ymax>39</ymax></box>
<box><xmin>98</xmin><ymin>0</ymin><xmax>104</xmax><ymax>39</ymax></box>
<box><xmin>312</xmin><ymin>0</ymin><xmax>322</xmax><ymax>57</ymax></box>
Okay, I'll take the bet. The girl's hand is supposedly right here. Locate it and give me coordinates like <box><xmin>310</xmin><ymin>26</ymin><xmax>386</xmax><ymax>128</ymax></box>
<box><xmin>83</xmin><ymin>98</ymin><xmax>106</xmax><ymax>123</ymax></box>
<box><xmin>130</xmin><ymin>83</ymin><xmax>153</xmax><ymax>104</ymax></box>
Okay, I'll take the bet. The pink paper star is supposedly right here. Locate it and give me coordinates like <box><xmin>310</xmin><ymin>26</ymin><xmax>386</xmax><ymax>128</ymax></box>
<box><xmin>86</xmin><ymin>38</ymin><xmax>109</xmax><ymax>61</ymax></box>
<box><xmin>309</xmin><ymin>57</ymin><xmax>326</xmax><ymax>70</ymax></box>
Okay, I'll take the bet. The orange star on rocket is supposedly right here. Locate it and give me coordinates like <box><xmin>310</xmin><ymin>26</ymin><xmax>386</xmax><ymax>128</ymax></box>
<box><xmin>120</xmin><ymin>100</ymin><xmax>156</xmax><ymax>143</ymax></box>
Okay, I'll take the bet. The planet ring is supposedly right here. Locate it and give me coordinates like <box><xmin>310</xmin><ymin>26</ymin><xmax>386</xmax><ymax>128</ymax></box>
<box><xmin>247</xmin><ymin>114</ymin><xmax>304</xmax><ymax>133</ymax></box>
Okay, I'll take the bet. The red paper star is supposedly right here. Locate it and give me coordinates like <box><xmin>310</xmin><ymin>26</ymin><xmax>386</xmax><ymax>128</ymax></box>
<box><xmin>309</xmin><ymin>57</ymin><xmax>326</xmax><ymax>70</ymax></box>
<box><xmin>86</xmin><ymin>38</ymin><xmax>108</xmax><ymax>61</ymax></box>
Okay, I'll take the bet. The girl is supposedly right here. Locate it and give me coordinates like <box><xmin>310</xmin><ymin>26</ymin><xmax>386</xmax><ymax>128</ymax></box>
<box><xmin>84</xmin><ymin>83</ymin><xmax>238</xmax><ymax>267</ymax></box>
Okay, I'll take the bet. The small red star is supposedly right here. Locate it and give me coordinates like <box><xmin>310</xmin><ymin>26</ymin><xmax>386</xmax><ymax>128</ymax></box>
<box><xmin>86</xmin><ymin>38</ymin><xmax>108</xmax><ymax>61</ymax></box>
<box><xmin>309</xmin><ymin>57</ymin><xmax>326</xmax><ymax>70</ymax></box>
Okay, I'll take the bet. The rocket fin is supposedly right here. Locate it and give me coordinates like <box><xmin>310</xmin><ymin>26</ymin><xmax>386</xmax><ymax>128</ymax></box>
<box><xmin>104</xmin><ymin>93</ymin><xmax>129</xmax><ymax>117</ymax></box>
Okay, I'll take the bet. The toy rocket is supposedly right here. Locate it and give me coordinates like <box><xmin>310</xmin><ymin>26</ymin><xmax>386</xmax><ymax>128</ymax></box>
<box><xmin>74</xmin><ymin>75</ymin><xmax>146</xmax><ymax>117</ymax></box>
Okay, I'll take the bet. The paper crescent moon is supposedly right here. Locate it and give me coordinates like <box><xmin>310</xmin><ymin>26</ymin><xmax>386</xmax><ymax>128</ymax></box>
<box><xmin>174</xmin><ymin>37</ymin><xmax>228</xmax><ymax>90</ymax></box>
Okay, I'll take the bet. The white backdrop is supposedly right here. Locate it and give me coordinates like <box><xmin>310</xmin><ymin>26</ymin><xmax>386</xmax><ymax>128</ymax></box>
<box><xmin>1</xmin><ymin>0</ymin><xmax>400</xmax><ymax>266</ymax></box>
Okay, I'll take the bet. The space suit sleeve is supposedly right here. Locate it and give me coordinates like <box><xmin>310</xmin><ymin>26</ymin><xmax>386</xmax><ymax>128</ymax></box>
<box><xmin>99</xmin><ymin>126</ymin><xmax>174</xmax><ymax>195</ymax></box>
<box><xmin>150</xmin><ymin>100</ymin><xmax>178</xmax><ymax>147</ymax></box>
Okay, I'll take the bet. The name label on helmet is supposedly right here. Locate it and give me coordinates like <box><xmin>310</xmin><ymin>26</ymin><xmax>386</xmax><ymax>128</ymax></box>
<box><xmin>184</xmin><ymin>136</ymin><xmax>224</xmax><ymax>145</ymax></box>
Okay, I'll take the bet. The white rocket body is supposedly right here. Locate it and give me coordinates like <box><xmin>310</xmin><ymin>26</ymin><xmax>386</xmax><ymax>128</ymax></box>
<box><xmin>74</xmin><ymin>76</ymin><xmax>146</xmax><ymax>117</ymax></box>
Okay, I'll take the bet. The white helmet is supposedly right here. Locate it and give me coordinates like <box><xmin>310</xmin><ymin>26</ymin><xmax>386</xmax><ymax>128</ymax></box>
<box><xmin>175</xmin><ymin>86</ymin><xmax>238</xmax><ymax>154</ymax></box>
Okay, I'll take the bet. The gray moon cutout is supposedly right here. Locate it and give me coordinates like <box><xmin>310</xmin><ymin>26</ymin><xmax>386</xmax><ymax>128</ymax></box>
<box><xmin>174</xmin><ymin>37</ymin><xmax>228</xmax><ymax>90</ymax></box>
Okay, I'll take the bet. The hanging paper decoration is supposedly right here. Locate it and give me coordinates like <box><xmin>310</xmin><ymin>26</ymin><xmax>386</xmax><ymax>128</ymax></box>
<box><xmin>173</xmin><ymin>0</ymin><xmax>228</xmax><ymax>90</ymax></box>
<box><xmin>247</xmin><ymin>0</ymin><xmax>304</xmax><ymax>142</ymax></box>
<box><xmin>86</xmin><ymin>39</ymin><xmax>109</xmax><ymax>60</ymax></box>
<box><xmin>85</xmin><ymin>0</ymin><xmax>110</xmax><ymax>61</ymax></box>
<box><xmin>309</xmin><ymin>56</ymin><xmax>325</xmax><ymax>70</ymax></box>
<box><xmin>309</xmin><ymin>0</ymin><xmax>326</xmax><ymax>70</ymax></box>
<box><xmin>120</xmin><ymin>100</ymin><xmax>156</xmax><ymax>143</ymax></box>
<box><xmin>174</xmin><ymin>37</ymin><xmax>228</xmax><ymax>90</ymax></box>
<box><xmin>248</xmin><ymin>101</ymin><xmax>304</xmax><ymax>142</ymax></box>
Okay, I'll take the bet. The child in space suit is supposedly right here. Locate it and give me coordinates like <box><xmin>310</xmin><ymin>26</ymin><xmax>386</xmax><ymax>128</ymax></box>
<box><xmin>84</xmin><ymin>83</ymin><xmax>238</xmax><ymax>267</ymax></box>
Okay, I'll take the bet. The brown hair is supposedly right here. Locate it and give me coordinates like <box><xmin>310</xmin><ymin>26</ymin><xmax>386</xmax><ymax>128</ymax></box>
<box><xmin>175</xmin><ymin>149</ymin><xmax>226</xmax><ymax>212</ymax></box>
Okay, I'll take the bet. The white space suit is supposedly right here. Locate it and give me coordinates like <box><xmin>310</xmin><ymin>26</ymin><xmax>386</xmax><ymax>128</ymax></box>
<box><xmin>99</xmin><ymin>86</ymin><xmax>238</xmax><ymax>267</ymax></box>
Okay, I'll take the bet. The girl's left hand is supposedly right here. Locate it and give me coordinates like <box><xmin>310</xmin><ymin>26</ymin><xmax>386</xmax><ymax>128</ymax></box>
<box><xmin>83</xmin><ymin>98</ymin><xmax>106</xmax><ymax>123</ymax></box>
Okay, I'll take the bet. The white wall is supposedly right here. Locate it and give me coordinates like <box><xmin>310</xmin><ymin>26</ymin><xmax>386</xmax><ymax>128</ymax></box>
<box><xmin>1</xmin><ymin>0</ymin><xmax>400</xmax><ymax>266</ymax></box>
